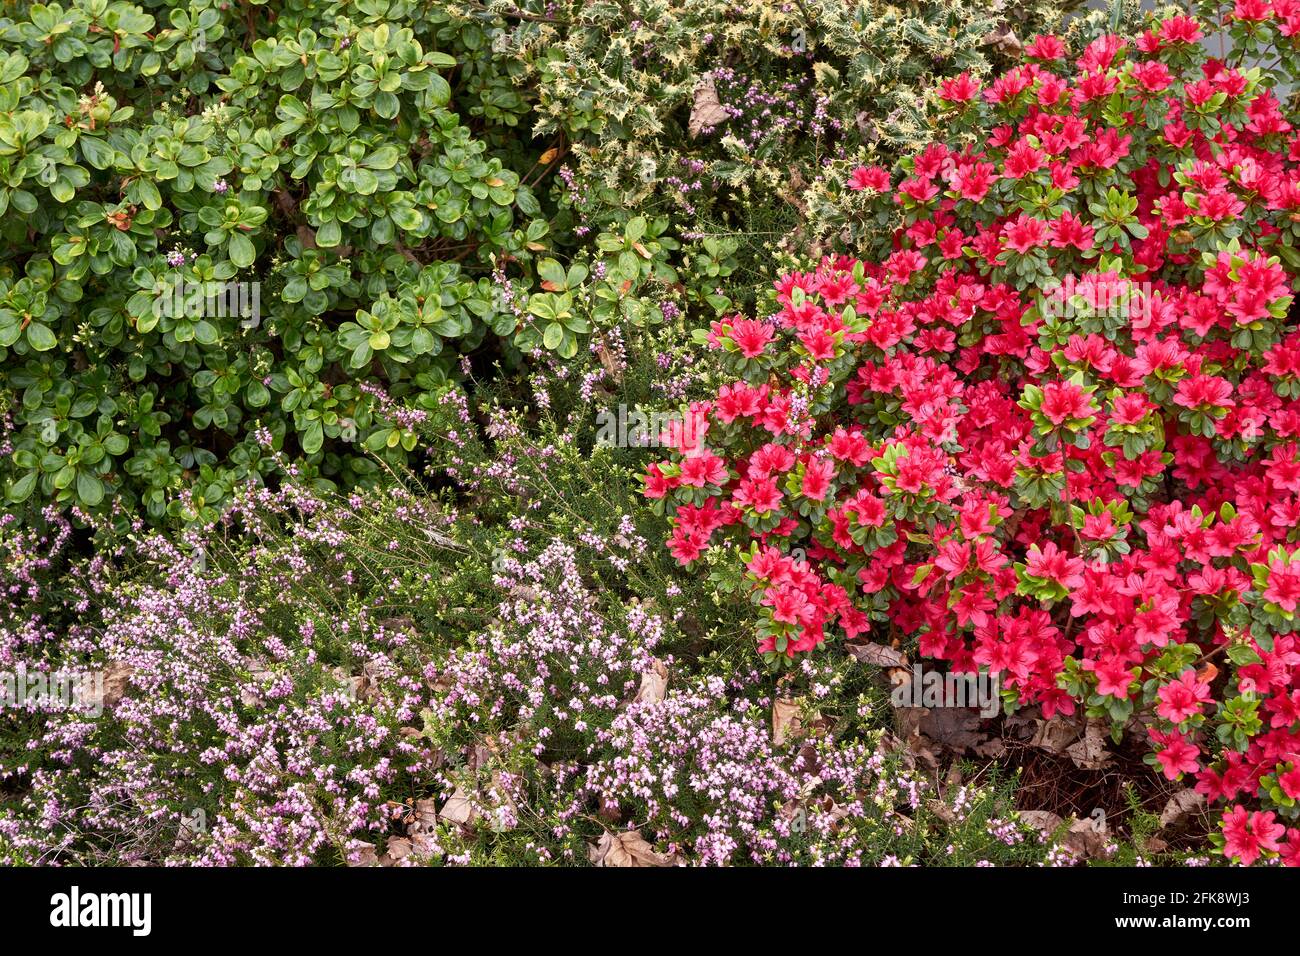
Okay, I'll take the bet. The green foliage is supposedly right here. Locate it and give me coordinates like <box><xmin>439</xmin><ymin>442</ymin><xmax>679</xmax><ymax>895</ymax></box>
<box><xmin>0</xmin><ymin>0</ymin><xmax>550</xmax><ymax>525</ymax></box>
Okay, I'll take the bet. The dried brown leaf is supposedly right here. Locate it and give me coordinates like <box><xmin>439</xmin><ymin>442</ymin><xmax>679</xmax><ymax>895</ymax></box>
<box><xmin>1063</xmin><ymin>814</ymin><xmax>1111</xmax><ymax>859</ymax></box>
<box><xmin>102</xmin><ymin>662</ymin><xmax>135</xmax><ymax>708</ymax></box>
<box><xmin>688</xmin><ymin>75</ymin><xmax>729</xmax><ymax>137</ymax></box>
<box><xmin>772</xmin><ymin>698</ymin><xmax>804</xmax><ymax>747</ymax></box>
<box><xmin>1019</xmin><ymin>810</ymin><xmax>1064</xmax><ymax>839</ymax></box>
<box><xmin>588</xmin><ymin>830</ymin><xmax>683</xmax><ymax>867</ymax></box>
<box><xmin>846</xmin><ymin>641</ymin><xmax>908</xmax><ymax>669</ymax></box>
<box><xmin>1065</xmin><ymin>718</ymin><xmax>1113</xmax><ymax>770</ymax></box>
<box><xmin>347</xmin><ymin>842</ymin><xmax>380</xmax><ymax>867</ymax></box>
<box><xmin>637</xmin><ymin>659</ymin><xmax>668</xmax><ymax>705</ymax></box>
<box><xmin>1159</xmin><ymin>789</ymin><xmax>1206</xmax><ymax>829</ymax></box>
<box><xmin>1029</xmin><ymin>715</ymin><xmax>1082</xmax><ymax>754</ymax></box>
<box><xmin>438</xmin><ymin>786</ymin><xmax>479</xmax><ymax>827</ymax></box>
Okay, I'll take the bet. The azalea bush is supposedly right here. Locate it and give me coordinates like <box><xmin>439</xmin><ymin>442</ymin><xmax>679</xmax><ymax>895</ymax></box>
<box><xmin>645</xmin><ymin>8</ymin><xmax>1300</xmax><ymax>865</ymax></box>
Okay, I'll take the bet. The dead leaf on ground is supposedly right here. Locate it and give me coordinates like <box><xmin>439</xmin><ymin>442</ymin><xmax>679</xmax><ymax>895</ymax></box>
<box><xmin>438</xmin><ymin>786</ymin><xmax>480</xmax><ymax>827</ymax></box>
<box><xmin>588</xmin><ymin>830</ymin><xmax>683</xmax><ymax>867</ymax></box>
<box><xmin>1029</xmin><ymin>714</ymin><xmax>1082</xmax><ymax>754</ymax></box>
<box><xmin>1018</xmin><ymin>810</ymin><xmax>1064</xmax><ymax>840</ymax></box>
<box><xmin>595</xmin><ymin>339</ymin><xmax>624</xmax><ymax>384</ymax></box>
<box><xmin>1063</xmin><ymin>814</ymin><xmax>1111</xmax><ymax>860</ymax></box>
<box><xmin>380</xmin><ymin>836</ymin><xmax>414</xmax><ymax>866</ymax></box>
<box><xmin>899</xmin><ymin>706</ymin><xmax>988</xmax><ymax>754</ymax></box>
<box><xmin>772</xmin><ymin>698</ymin><xmax>804</xmax><ymax>747</ymax></box>
<box><xmin>1142</xmin><ymin>834</ymin><xmax>1170</xmax><ymax>854</ymax></box>
<box><xmin>101</xmin><ymin>661</ymin><xmax>136</xmax><ymax>708</ymax></box>
<box><xmin>410</xmin><ymin>798</ymin><xmax>438</xmax><ymax>831</ymax></box>
<box><xmin>984</xmin><ymin>24</ymin><xmax>1022</xmax><ymax>55</ymax></box>
<box><xmin>855</xmin><ymin>111</ymin><xmax>879</xmax><ymax>142</ymax></box>
<box><xmin>1065</xmin><ymin>718</ymin><xmax>1113</xmax><ymax>770</ymax></box>
<box><xmin>688</xmin><ymin>75</ymin><xmax>730</xmax><ymax>137</ymax></box>
<box><xmin>846</xmin><ymin>641</ymin><xmax>908</xmax><ymax>669</ymax></box>
<box><xmin>1159</xmin><ymin>789</ymin><xmax>1206</xmax><ymax>829</ymax></box>
<box><xmin>637</xmin><ymin>658</ymin><xmax>668</xmax><ymax>705</ymax></box>
<box><xmin>347</xmin><ymin>842</ymin><xmax>380</xmax><ymax>867</ymax></box>
<box><xmin>927</xmin><ymin>798</ymin><xmax>958</xmax><ymax>825</ymax></box>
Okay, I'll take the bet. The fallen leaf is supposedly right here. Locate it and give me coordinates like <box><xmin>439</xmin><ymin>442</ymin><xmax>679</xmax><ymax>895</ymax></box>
<box><xmin>410</xmin><ymin>798</ymin><xmax>439</xmax><ymax>831</ymax></box>
<box><xmin>101</xmin><ymin>662</ymin><xmax>135</xmax><ymax>708</ymax></box>
<box><xmin>1159</xmin><ymin>789</ymin><xmax>1206</xmax><ymax>829</ymax></box>
<box><xmin>1063</xmin><ymin>813</ymin><xmax>1111</xmax><ymax>860</ymax></box>
<box><xmin>595</xmin><ymin>339</ymin><xmax>624</xmax><ymax>382</ymax></box>
<box><xmin>588</xmin><ymin>830</ymin><xmax>682</xmax><ymax>867</ymax></box>
<box><xmin>927</xmin><ymin>798</ymin><xmax>958</xmax><ymax>825</ymax></box>
<box><xmin>1142</xmin><ymin>835</ymin><xmax>1169</xmax><ymax>854</ymax></box>
<box><xmin>347</xmin><ymin>842</ymin><xmax>380</xmax><ymax>867</ymax></box>
<box><xmin>984</xmin><ymin>24</ymin><xmax>1022</xmax><ymax>55</ymax></box>
<box><xmin>1065</xmin><ymin>718</ymin><xmax>1113</xmax><ymax>770</ymax></box>
<box><xmin>636</xmin><ymin>659</ymin><xmax>668</xmax><ymax>705</ymax></box>
<box><xmin>380</xmin><ymin>837</ymin><xmax>413</xmax><ymax>866</ymax></box>
<box><xmin>1029</xmin><ymin>714</ymin><xmax>1082</xmax><ymax>754</ymax></box>
<box><xmin>438</xmin><ymin>786</ymin><xmax>479</xmax><ymax>827</ymax></box>
<box><xmin>855</xmin><ymin>111</ymin><xmax>879</xmax><ymax>142</ymax></box>
<box><xmin>899</xmin><ymin>706</ymin><xmax>988</xmax><ymax>754</ymax></box>
<box><xmin>1018</xmin><ymin>810</ymin><xmax>1064</xmax><ymax>840</ymax></box>
<box><xmin>688</xmin><ymin>75</ymin><xmax>730</xmax><ymax>137</ymax></box>
<box><xmin>772</xmin><ymin>698</ymin><xmax>803</xmax><ymax>746</ymax></box>
<box><xmin>846</xmin><ymin>641</ymin><xmax>908</xmax><ymax>668</ymax></box>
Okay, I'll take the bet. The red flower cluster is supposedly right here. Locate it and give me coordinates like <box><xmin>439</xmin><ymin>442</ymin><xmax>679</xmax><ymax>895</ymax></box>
<box><xmin>646</xmin><ymin>12</ymin><xmax>1300</xmax><ymax>863</ymax></box>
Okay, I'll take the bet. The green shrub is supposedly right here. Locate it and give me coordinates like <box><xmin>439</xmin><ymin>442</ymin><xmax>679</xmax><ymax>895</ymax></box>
<box><xmin>0</xmin><ymin>1</ymin><xmax>552</xmax><ymax>526</ymax></box>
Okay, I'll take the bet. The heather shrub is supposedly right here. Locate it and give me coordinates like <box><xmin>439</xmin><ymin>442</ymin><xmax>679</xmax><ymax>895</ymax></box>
<box><xmin>644</xmin><ymin>7</ymin><xmax>1300</xmax><ymax>865</ymax></box>
<box><xmin>1</xmin><ymin>352</ymin><xmax>1083</xmax><ymax>867</ymax></box>
<box><xmin>0</xmin><ymin>481</ymin><xmax>463</xmax><ymax>865</ymax></box>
